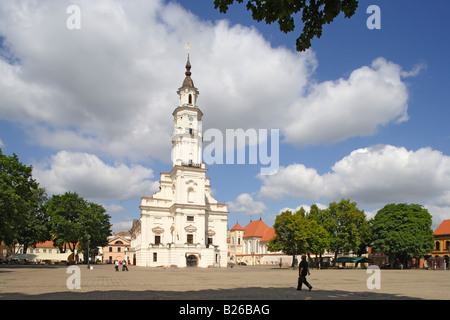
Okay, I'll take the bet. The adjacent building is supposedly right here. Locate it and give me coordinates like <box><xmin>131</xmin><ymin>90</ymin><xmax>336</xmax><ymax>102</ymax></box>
<box><xmin>228</xmin><ymin>219</ymin><xmax>287</xmax><ymax>266</ymax></box>
<box><xmin>10</xmin><ymin>240</ymin><xmax>77</xmax><ymax>263</ymax></box>
<box><xmin>430</xmin><ymin>219</ymin><xmax>450</xmax><ymax>269</ymax></box>
<box><xmin>101</xmin><ymin>232</ymin><xmax>131</xmax><ymax>264</ymax></box>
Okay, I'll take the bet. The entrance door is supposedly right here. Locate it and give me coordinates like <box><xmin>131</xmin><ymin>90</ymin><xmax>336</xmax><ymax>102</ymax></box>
<box><xmin>187</xmin><ymin>255</ymin><xmax>197</xmax><ymax>267</ymax></box>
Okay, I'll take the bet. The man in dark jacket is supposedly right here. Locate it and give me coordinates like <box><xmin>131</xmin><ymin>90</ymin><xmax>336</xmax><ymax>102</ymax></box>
<box><xmin>297</xmin><ymin>255</ymin><xmax>312</xmax><ymax>291</ymax></box>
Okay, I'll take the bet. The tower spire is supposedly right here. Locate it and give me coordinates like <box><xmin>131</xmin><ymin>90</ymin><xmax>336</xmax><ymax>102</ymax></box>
<box><xmin>185</xmin><ymin>54</ymin><xmax>191</xmax><ymax>76</ymax></box>
<box><xmin>182</xmin><ymin>54</ymin><xmax>194</xmax><ymax>88</ymax></box>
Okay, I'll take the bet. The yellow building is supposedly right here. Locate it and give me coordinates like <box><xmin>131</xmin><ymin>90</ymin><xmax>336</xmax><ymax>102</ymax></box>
<box><xmin>228</xmin><ymin>223</ymin><xmax>244</xmax><ymax>264</ymax></box>
<box><xmin>430</xmin><ymin>219</ymin><xmax>450</xmax><ymax>269</ymax></box>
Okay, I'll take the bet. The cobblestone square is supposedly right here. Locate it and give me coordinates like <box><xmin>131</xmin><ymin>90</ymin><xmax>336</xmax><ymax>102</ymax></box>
<box><xmin>0</xmin><ymin>264</ymin><xmax>448</xmax><ymax>300</ymax></box>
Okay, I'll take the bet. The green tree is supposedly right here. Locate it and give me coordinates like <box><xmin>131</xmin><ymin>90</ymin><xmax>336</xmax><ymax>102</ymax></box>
<box><xmin>0</xmin><ymin>150</ymin><xmax>49</xmax><ymax>253</ymax></box>
<box><xmin>319</xmin><ymin>199</ymin><xmax>369</xmax><ymax>263</ymax></box>
<box><xmin>371</xmin><ymin>203</ymin><xmax>434</xmax><ymax>267</ymax></box>
<box><xmin>45</xmin><ymin>192</ymin><xmax>86</xmax><ymax>255</ymax></box>
<box><xmin>77</xmin><ymin>202</ymin><xmax>112</xmax><ymax>263</ymax></box>
<box><xmin>13</xmin><ymin>187</ymin><xmax>50</xmax><ymax>254</ymax></box>
<box><xmin>268</xmin><ymin>210</ymin><xmax>301</xmax><ymax>267</ymax></box>
<box><xmin>268</xmin><ymin>207</ymin><xmax>330</xmax><ymax>267</ymax></box>
<box><xmin>46</xmin><ymin>192</ymin><xmax>111</xmax><ymax>263</ymax></box>
<box><xmin>304</xmin><ymin>215</ymin><xmax>330</xmax><ymax>262</ymax></box>
<box><xmin>214</xmin><ymin>0</ymin><xmax>359</xmax><ymax>51</ymax></box>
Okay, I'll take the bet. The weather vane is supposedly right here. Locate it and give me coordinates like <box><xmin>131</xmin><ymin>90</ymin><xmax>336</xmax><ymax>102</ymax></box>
<box><xmin>184</xmin><ymin>42</ymin><xmax>190</xmax><ymax>56</ymax></box>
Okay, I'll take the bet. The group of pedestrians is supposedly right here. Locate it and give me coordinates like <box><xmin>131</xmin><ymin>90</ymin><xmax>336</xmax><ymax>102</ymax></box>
<box><xmin>110</xmin><ymin>256</ymin><xmax>311</xmax><ymax>290</ymax></box>
<box><xmin>114</xmin><ymin>259</ymin><xmax>129</xmax><ymax>271</ymax></box>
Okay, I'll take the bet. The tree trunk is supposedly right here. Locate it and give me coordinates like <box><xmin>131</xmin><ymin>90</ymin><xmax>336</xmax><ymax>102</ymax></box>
<box><xmin>22</xmin><ymin>243</ymin><xmax>28</xmax><ymax>256</ymax></box>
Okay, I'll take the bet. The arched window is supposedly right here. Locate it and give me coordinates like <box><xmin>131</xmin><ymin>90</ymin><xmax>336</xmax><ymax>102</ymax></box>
<box><xmin>435</xmin><ymin>241</ymin><xmax>440</xmax><ymax>251</ymax></box>
<box><xmin>188</xmin><ymin>94</ymin><xmax>192</xmax><ymax>104</ymax></box>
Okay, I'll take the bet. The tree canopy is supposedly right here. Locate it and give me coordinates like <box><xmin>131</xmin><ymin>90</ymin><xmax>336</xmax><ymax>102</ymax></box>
<box><xmin>46</xmin><ymin>192</ymin><xmax>112</xmax><ymax>261</ymax></box>
<box><xmin>269</xmin><ymin>200</ymin><xmax>435</xmax><ymax>268</ymax></box>
<box><xmin>371</xmin><ymin>203</ymin><xmax>434</xmax><ymax>265</ymax></box>
<box><xmin>1</xmin><ymin>150</ymin><xmax>112</xmax><ymax>261</ymax></box>
<box><xmin>268</xmin><ymin>207</ymin><xmax>329</xmax><ymax>267</ymax></box>
<box><xmin>214</xmin><ymin>0</ymin><xmax>359</xmax><ymax>51</ymax></box>
<box><xmin>0</xmin><ymin>149</ymin><xmax>48</xmax><ymax>252</ymax></box>
<box><xmin>269</xmin><ymin>199</ymin><xmax>377</xmax><ymax>267</ymax></box>
<box><xmin>320</xmin><ymin>199</ymin><xmax>370</xmax><ymax>260</ymax></box>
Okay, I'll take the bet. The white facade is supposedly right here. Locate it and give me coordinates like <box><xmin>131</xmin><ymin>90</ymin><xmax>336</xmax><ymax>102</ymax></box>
<box><xmin>11</xmin><ymin>242</ymin><xmax>75</xmax><ymax>263</ymax></box>
<box><xmin>130</xmin><ymin>57</ymin><xmax>229</xmax><ymax>267</ymax></box>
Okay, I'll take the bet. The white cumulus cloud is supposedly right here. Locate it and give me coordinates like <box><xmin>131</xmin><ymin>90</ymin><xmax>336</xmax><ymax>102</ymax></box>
<box><xmin>34</xmin><ymin>151</ymin><xmax>159</xmax><ymax>202</ymax></box>
<box><xmin>259</xmin><ymin>144</ymin><xmax>450</xmax><ymax>223</ymax></box>
<box><xmin>282</xmin><ymin>58</ymin><xmax>410</xmax><ymax>145</ymax></box>
<box><xmin>0</xmin><ymin>0</ymin><xmax>416</xmax><ymax>164</ymax></box>
<box><xmin>227</xmin><ymin>193</ymin><xmax>267</xmax><ymax>217</ymax></box>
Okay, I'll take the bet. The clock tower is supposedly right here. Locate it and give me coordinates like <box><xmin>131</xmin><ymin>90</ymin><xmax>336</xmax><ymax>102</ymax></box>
<box><xmin>171</xmin><ymin>55</ymin><xmax>203</xmax><ymax>167</ymax></box>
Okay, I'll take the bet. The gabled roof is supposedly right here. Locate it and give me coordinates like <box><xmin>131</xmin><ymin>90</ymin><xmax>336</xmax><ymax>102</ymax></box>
<box><xmin>230</xmin><ymin>223</ymin><xmax>245</xmax><ymax>231</ymax></box>
<box><xmin>107</xmin><ymin>235</ymin><xmax>131</xmax><ymax>246</ymax></box>
<box><xmin>434</xmin><ymin>219</ymin><xmax>450</xmax><ymax>236</ymax></box>
<box><xmin>116</xmin><ymin>231</ymin><xmax>130</xmax><ymax>237</ymax></box>
<box><xmin>244</xmin><ymin>219</ymin><xmax>269</xmax><ymax>238</ymax></box>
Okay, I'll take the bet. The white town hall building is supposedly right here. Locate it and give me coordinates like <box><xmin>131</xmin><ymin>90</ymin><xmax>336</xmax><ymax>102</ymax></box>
<box><xmin>129</xmin><ymin>56</ymin><xmax>229</xmax><ymax>267</ymax></box>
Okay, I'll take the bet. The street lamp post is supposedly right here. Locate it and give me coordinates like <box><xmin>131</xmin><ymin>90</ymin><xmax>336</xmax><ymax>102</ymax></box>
<box><xmin>87</xmin><ymin>235</ymin><xmax>91</xmax><ymax>270</ymax></box>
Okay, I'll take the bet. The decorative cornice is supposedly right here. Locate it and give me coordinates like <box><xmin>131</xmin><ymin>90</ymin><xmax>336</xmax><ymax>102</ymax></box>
<box><xmin>152</xmin><ymin>226</ymin><xmax>164</xmax><ymax>234</ymax></box>
<box><xmin>184</xmin><ymin>224</ymin><xmax>197</xmax><ymax>233</ymax></box>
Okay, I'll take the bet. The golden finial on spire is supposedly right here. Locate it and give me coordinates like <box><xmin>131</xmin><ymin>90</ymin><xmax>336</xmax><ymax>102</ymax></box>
<box><xmin>184</xmin><ymin>42</ymin><xmax>190</xmax><ymax>56</ymax></box>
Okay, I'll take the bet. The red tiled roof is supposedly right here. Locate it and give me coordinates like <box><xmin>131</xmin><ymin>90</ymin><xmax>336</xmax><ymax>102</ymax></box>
<box><xmin>115</xmin><ymin>231</ymin><xmax>130</xmax><ymax>237</ymax></box>
<box><xmin>434</xmin><ymin>219</ymin><xmax>450</xmax><ymax>236</ymax></box>
<box><xmin>230</xmin><ymin>223</ymin><xmax>245</xmax><ymax>231</ymax></box>
<box><xmin>260</xmin><ymin>227</ymin><xmax>276</xmax><ymax>243</ymax></box>
<box><xmin>35</xmin><ymin>241</ymin><xmax>56</xmax><ymax>248</ymax></box>
<box><xmin>244</xmin><ymin>219</ymin><xmax>269</xmax><ymax>238</ymax></box>
<box><xmin>35</xmin><ymin>240</ymin><xmax>79</xmax><ymax>248</ymax></box>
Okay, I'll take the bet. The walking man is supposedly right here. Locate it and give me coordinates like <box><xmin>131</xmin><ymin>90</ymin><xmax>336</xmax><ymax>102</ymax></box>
<box><xmin>297</xmin><ymin>255</ymin><xmax>313</xmax><ymax>291</ymax></box>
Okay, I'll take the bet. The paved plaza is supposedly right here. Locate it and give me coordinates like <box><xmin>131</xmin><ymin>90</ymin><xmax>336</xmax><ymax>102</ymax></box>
<box><xmin>0</xmin><ymin>264</ymin><xmax>448</xmax><ymax>300</ymax></box>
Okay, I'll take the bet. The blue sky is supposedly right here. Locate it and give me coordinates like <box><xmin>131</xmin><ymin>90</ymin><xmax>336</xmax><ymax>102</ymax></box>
<box><xmin>0</xmin><ymin>0</ymin><xmax>449</xmax><ymax>232</ymax></box>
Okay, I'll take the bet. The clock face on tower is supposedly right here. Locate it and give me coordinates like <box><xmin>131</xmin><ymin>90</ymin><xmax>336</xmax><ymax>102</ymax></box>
<box><xmin>188</xmin><ymin>115</ymin><xmax>194</xmax><ymax>121</ymax></box>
